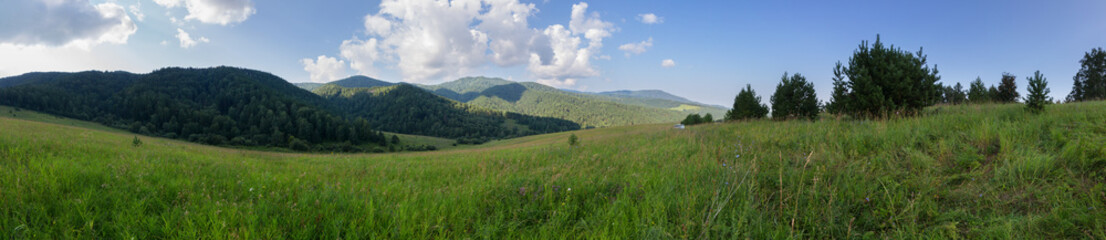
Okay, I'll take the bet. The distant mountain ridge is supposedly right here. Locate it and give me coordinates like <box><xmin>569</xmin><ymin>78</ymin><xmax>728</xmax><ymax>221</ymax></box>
<box><xmin>0</xmin><ymin>67</ymin><xmax>578</xmax><ymax>151</ymax></box>
<box><xmin>347</xmin><ymin>76</ymin><xmax>730</xmax><ymax>127</ymax></box>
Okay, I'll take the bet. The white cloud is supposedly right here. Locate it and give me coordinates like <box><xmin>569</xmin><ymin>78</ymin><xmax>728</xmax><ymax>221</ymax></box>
<box><xmin>326</xmin><ymin>0</ymin><xmax>614</xmax><ymax>87</ymax></box>
<box><xmin>300</xmin><ymin>55</ymin><xmax>348</xmax><ymax>83</ymax></box>
<box><xmin>129</xmin><ymin>4</ymin><xmax>146</xmax><ymax>22</ymax></box>
<box><xmin>528</xmin><ymin>2</ymin><xmax>613</xmax><ymax>87</ymax></box>
<box><xmin>0</xmin><ymin>1</ymin><xmax>137</xmax><ymax>48</ymax></box>
<box><xmin>340</xmin><ymin>37</ymin><xmax>384</xmax><ymax>76</ymax></box>
<box><xmin>175</xmin><ymin>28</ymin><xmax>209</xmax><ymax>48</ymax></box>
<box><xmin>661</xmin><ymin>59</ymin><xmax>676</xmax><ymax>68</ymax></box>
<box><xmin>155</xmin><ymin>0</ymin><xmax>256</xmax><ymax>25</ymax></box>
<box><xmin>618</xmin><ymin>37</ymin><xmax>652</xmax><ymax>57</ymax></box>
<box><xmin>638</xmin><ymin>13</ymin><xmax>663</xmax><ymax>24</ymax></box>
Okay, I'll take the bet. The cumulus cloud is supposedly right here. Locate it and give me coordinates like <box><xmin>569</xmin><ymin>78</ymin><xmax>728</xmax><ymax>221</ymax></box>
<box><xmin>661</xmin><ymin>59</ymin><xmax>676</xmax><ymax>68</ymax></box>
<box><xmin>175</xmin><ymin>28</ymin><xmax>209</xmax><ymax>48</ymax></box>
<box><xmin>340</xmin><ymin>37</ymin><xmax>384</xmax><ymax>76</ymax></box>
<box><xmin>325</xmin><ymin>0</ymin><xmax>614</xmax><ymax>87</ymax></box>
<box><xmin>638</xmin><ymin>13</ymin><xmax>663</xmax><ymax>24</ymax></box>
<box><xmin>155</xmin><ymin>0</ymin><xmax>256</xmax><ymax>25</ymax></box>
<box><xmin>300</xmin><ymin>55</ymin><xmax>348</xmax><ymax>83</ymax></box>
<box><xmin>0</xmin><ymin>0</ymin><xmax>137</xmax><ymax>47</ymax></box>
<box><xmin>618</xmin><ymin>37</ymin><xmax>652</xmax><ymax>57</ymax></box>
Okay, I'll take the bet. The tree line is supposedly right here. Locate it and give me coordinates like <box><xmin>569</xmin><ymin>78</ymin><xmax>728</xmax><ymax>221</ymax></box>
<box><xmin>714</xmin><ymin>35</ymin><xmax>1103</xmax><ymax>122</ymax></box>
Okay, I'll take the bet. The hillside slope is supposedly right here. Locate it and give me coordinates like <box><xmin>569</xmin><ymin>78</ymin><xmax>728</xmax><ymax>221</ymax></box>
<box><xmin>313</xmin><ymin>83</ymin><xmax>579</xmax><ymax>140</ymax></box>
<box><xmin>0</xmin><ymin>67</ymin><xmax>389</xmax><ymax>150</ymax></box>
<box><xmin>418</xmin><ymin>77</ymin><xmax>728</xmax><ymax>127</ymax></box>
<box><xmin>1</xmin><ymin>102</ymin><xmax>1103</xmax><ymax>238</ymax></box>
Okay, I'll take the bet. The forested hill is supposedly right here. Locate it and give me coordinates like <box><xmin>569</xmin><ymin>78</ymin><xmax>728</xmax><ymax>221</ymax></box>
<box><xmin>411</xmin><ymin>77</ymin><xmax>729</xmax><ymax>127</ymax></box>
<box><xmin>0</xmin><ymin>67</ymin><xmax>390</xmax><ymax>151</ymax></box>
<box><xmin>313</xmin><ymin>84</ymin><xmax>579</xmax><ymax>142</ymax></box>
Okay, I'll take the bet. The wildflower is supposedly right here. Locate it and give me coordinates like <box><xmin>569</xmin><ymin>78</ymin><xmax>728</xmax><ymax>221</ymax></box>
<box><xmin>568</xmin><ymin>188</ymin><xmax>572</xmax><ymax>192</ymax></box>
<box><xmin>978</xmin><ymin>194</ymin><xmax>982</xmax><ymax>198</ymax></box>
<box><xmin>865</xmin><ymin>197</ymin><xmax>869</xmax><ymax>202</ymax></box>
<box><xmin>722</xmin><ymin>163</ymin><xmax>727</xmax><ymax>167</ymax></box>
<box><xmin>249</xmin><ymin>188</ymin><xmax>254</xmax><ymax>192</ymax></box>
<box><xmin>724</xmin><ymin>182</ymin><xmax>729</xmax><ymax>185</ymax></box>
<box><xmin>736</xmin><ymin>154</ymin><xmax>740</xmax><ymax>158</ymax></box>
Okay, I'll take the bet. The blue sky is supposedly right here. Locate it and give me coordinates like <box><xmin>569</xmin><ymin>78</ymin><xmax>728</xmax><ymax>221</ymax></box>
<box><xmin>1</xmin><ymin>0</ymin><xmax>1103</xmax><ymax>106</ymax></box>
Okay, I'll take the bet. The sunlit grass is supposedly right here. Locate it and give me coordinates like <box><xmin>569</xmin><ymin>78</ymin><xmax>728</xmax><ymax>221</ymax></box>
<box><xmin>1</xmin><ymin>102</ymin><xmax>1104</xmax><ymax>238</ymax></box>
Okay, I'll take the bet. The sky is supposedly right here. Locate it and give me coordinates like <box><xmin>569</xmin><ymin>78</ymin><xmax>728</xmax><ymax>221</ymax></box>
<box><xmin>1</xmin><ymin>0</ymin><xmax>1104</xmax><ymax>106</ymax></box>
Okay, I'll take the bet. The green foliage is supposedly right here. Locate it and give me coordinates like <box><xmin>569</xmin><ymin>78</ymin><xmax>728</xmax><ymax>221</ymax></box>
<box><xmin>132</xmin><ymin>136</ymin><xmax>142</xmax><ymax>147</ymax></box>
<box><xmin>940</xmin><ymin>82</ymin><xmax>968</xmax><ymax>104</ymax></box>
<box><xmin>1068</xmin><ymin>47</ymin><xmax>1106</xmax><ymax>102</ymax></box>
<box><xmin>0</xmin><ymin>67</ymin><xmax>388</xmax><ymax>152</ymax></box>
<box><xmin>1024</xmin><ymin>71</ymin><xmax>1051</xmax><ymax>114</ymax></box>
<box><xmin>314</xmin><ymin>84</ymin><xmax>577</xmax><ymax>140</ymax></box>
<box><xmin>568</xmin><ymin>133</ymin><xmax>578</xmax><ymax>147</ymax></box>
<box><xmin>3</xmin><ymin>101</ymin><xmax>1106</xmax><ymax>238</ymax></box>
<box><xmin>702</xmin><ymin>113</ymin><xmax>714</xmax><ymax>123</ymax></box>
<box><xmin>391</xmin><ymin>135</ymin><xmax>400</xmax><ymax>144</ymax></box>
<box><xmin>769</xmin><ymin>73</ymin><xmax>819</xmax><ymax>120</ymax></box>
<box><xmin>681</xmin><ymin>113</ymin><xmax>707</xmax><ymax>125</ymax></box>
<box><xmin>995</xmin><ymin>73</ymin><xmax>1019</xmax><ymax>103</ymax></box>
<box><xmin>420</xmin><ymin>77</ymin><xmax>725</xmax><ymax>127</ymax></box>
<box><xmin>827</xmin><ymin>35</ymin><xmax>941</xmax><ymax>117</ymax></box>
<box><xmin>968</xmin><ymin>77</ymin><xmax>992</xmax><ymax>103</ymax></box>
<box><xmin>725</xmin><ymin>84</ymin><xmax>768</xmax><ymax>120</ymax></box>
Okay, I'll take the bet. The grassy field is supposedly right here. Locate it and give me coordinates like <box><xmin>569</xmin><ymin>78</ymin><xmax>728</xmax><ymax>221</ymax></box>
<box><xmin>1</xmin><ymin>102</ymin><xmax>1104</xmax><ymax>238</ymax></box>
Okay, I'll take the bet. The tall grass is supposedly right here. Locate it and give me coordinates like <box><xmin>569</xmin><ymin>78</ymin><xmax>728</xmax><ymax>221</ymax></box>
<box><xmin>1</xmin><ymin>102</ymin><xmax>1104</xmax><ymax>238</ymax></box>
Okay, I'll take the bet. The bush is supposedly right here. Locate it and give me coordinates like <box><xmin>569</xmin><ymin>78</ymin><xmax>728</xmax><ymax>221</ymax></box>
<box><xmin>826</xmin><ymin>35</ymin><xmax>941</xmax><ymax>117</ymax></box>
<box><xmin>132</xmin><ymin>136</ymin><xmax>142</xmax><ymax>147</ymax></box>
<box><xmin>725</xmin><ymin>84</ymin><xmax>768</xmax><ymax>120</ymax></box>
<box><xmin>1024</xmin><ymin>71</ymin><xmax>1051</xmax><ymax>114</ymax></box>
<box><xmin>770</xmin><ymin>72</ymin><xmax>819</xmax><ymax>120</ymax></box>
<box><xmin>568</xmin><ymin>134</ymin><xmax>579</xmax><ymax>147</ymax></box>
<box><xmin>681</xmin><ymin>114</ymin><xmax>706</xmax><ymax>125</ymax></box>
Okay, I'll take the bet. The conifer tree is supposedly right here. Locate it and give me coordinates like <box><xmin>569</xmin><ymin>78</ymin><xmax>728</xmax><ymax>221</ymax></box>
<box><xmin>770</xmin><ymin>73</ymin><xmax>819</xmax><ymax>120</ymax></box>
<box><xmin>968</xmin><ymin>77</ymin><xmax>990</xmax><ymax>103</ymax></box>
<box><xmin>725</xmin><ymin>84</ymin><xmax>769</xmax><ymax>120</ymax></box>
<box><xmin>1068</xmin><ymin>47</ymin><xmax>1106</xmax><ymax>102</ymax></box>
<box><xmin>1024</xmin><ymin>71</ymin><xmax>1051</xmax><ymax>114</ymax></box>
<box><xmin>826</xmin><ymin>35</ymin><xmax>940</xmax><ymax>117</ymax></box>
<box><xmin>996</xmin><ymin>73</ymin><xmax>1019</xmax><ymax>103</ymax></box>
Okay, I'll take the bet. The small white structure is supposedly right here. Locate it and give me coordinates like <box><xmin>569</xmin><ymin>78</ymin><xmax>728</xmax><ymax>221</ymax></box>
<box><xmin>674</xmin><ymin>124</ymin><xmax>685</xmax><ymax>129</ymax></box>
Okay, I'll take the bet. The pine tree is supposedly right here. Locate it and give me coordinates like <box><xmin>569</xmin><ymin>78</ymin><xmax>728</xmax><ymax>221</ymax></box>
<box><xmin>1068</xmin><ymin>47</ymin><xmax>1106</xmax><ymax>102</ymax></box>
<box><xmin>702</xmin><ymin>113</ymin><xmax>714</xmax><ymax>123</ymax></box>
<box><xmin>725</xmin><ymin>84</ymin><xmax>768</xmax><ymax>120</ymax></box>
<box><xmin>770</xmin><ymin>72</ymin><xmax>819</xmax><ymax>120</ymax></box>
<box><xmin>828</xmin><ymin>35</ymin><xmax>940</xmax><ymax>117</ymax></box>
<box><xmin>996</xmin><ymin>73</ymin><xmax>1019</xmax><ymax>103</ymax></box>
<box><xmin>825</xmin><ymin>62</ymin><xmax>851</xmax><ymax>114</ymax></box>
<box><xmin>1024</xmin><ymin>71</ymin><xmax>1051</xmax><ymax>114</ymax></box>
<box><xmin>968</xmin><ymin>77</ymin><xmax>990</xmax><ymax>103</ymax></box>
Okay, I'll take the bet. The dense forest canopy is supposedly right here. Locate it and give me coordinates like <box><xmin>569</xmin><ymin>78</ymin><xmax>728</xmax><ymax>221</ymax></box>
<box><xmin>0</xmin><ymin>67</ymin><xmax>580</xmax><ymax>151</ymax></box>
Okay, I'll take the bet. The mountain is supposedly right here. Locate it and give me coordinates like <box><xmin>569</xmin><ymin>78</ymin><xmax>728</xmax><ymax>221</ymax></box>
<box><xmin>597</xmin><ymin>90</ymin><xmax>694</xmax><ymax>103</ymax></box>
<box><xmin>415</xmin><ymin>77</ymin><xmax>729</xmax><ymax>127</ymax></box>
<box><xmin>0</xmin><ymin>68</ymin><xmax>579</xmax><ymax>152</ymax></box>
<box><xmin>313</xmin><ymin>83</ymin><xmax>578</xmax><ymax>141</ymax></box>
<box><xmin>293</xmin><ymin>82</ymin><xmax>324</xmax><ymax>91</ymax></box>
<box><xmin>0</xmin><ymin>67</ymin><xmax>388</xmax><ymax>151</ymax></box>
<box><xmin>329</xmin><ymin>76</ymin><xmax>395</xmax><ymax>88</ymax></box>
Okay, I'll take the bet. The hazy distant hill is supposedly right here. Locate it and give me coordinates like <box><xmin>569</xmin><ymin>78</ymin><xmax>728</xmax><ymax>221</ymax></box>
<box><xmin>313</xmin><ymin>83</ymin><xmax>578</xmax><ymax>140</ymax></box>
<box><xmin>412</xmin><ymin>77</ymin><xmax>729</xmax><ymax>127</ymax></box>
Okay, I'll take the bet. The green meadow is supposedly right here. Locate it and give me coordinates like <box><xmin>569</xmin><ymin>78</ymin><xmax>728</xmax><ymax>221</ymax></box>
<box><xmin>2</xmin><ymin>102</ymin><xmax>1104</xmax><ymax>239</ymax></box>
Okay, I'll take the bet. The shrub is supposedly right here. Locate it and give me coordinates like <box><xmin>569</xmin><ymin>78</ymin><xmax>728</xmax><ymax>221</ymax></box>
<box><xmin>568</xmin><ymin>134</ymin><xmax>579</xmax><ymax>147</ymax></box>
